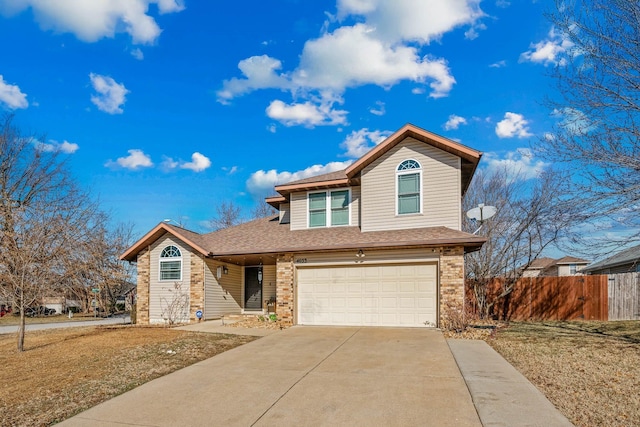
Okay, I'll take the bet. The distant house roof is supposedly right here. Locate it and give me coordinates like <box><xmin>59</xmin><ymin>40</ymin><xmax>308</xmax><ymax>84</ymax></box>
<box><xmin>526</xmin><ymin>257</ymin><xmax>556</xmax><ymax>270</ymax></box>
<box><xmin>555</xmin><ymin>256</ymin><xmax>590</xmax><ymax>265</ymax></box>
<box><xmin>582</xmin><ymin>244</ymin><xmax>640</xmax><ymax>273</ymax></box>
<box><xmin>121</xmin><ymin>216</ymin><xmax>486</xmax><ymax>262</ymax></box>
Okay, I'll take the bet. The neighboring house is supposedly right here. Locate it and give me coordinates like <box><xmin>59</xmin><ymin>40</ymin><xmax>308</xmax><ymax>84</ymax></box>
<box><xmin>582</xmin><ymin>244</ymin><xmax>640</xmax><ymax>275</ymax></box>
<box><xmin>121</xmin><ymin>124</ymin><xmax>486</xmax><ymax>327</ymax></box>
<box><xmin>521</xmin><ymin>256</ymin><xmax>590</xmax><ymax>277</ymax></box>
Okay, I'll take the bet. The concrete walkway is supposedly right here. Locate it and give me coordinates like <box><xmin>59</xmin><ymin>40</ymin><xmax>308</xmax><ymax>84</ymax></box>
<box><xmin>59</xmin><ymin>325</ymin><xmax>573</xmax><ymax>427</ymax></box>
<box><xmin>448</xmin><ymin>340</ymin><xmax>573</xmax><ymax>427</ymax></box>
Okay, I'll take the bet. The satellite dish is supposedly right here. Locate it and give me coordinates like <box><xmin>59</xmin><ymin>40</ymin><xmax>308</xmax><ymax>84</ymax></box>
<box><xmin>466</xmin><ymin>203</ymin><xmax>497</xmax><ymax>235</ymax></box>
<box><xmin>466</xmin><ymin>203</ymin><xmax>497</xmax><ymax>223</ymax></box>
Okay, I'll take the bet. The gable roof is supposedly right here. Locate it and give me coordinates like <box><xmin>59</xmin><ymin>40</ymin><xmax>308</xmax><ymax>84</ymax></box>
<box><xmin>121</xmin><ymin>216</ymin><xmax>486</xmax><ymax>262</ymax></box>
<box><xmin>582</xmin><ymin>244</ymin><xmax>640</xmax><ymax>273</ymax></box>
<box><xmin>119</xmin><ymin>222</ymin><xmax>211</xmax><ymax>262</ymax></box>
<box><xmin>345</xmin><ymin>123</ymin><xmax>482</xmax><ymax>194</ymax></box>
<box><xmin>272</xmin><ymin>123</ymin><xmax>482</xmax><ymax>198</ymax></box>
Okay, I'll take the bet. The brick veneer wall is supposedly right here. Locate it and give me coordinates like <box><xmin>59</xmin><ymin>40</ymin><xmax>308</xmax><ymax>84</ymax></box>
<box><xmin>136</xmin><ymin>247</ymin><xmax>150</xmax><ymax>325</ymax></box>
<box><xmin>276</xmin><ymin>253</ymin><xmax>294</xmax><ymax>324</ymax></box>
<box><xmin>439</xmin><ymin>245</ymin><xmax>465</xmax><ymax>327</ymax></box>
<box><xmin>189</xmin><ymin>253</ymin><xmax>205</xmax><ymax>322</ymax></box>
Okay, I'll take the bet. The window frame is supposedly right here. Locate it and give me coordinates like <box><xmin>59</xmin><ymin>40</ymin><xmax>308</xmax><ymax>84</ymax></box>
<box><xmin>159</xmin><ymin>245</ymin><xmax>183</xmax><ymax>281</ymax></box>
<box><xmin>395</xmin><ymin>159</ymin><xmax>423</xmax><ymax>216</ymax></box>
<box><xmin>307</xmin><ymin>188</ymin><xmax>351</xmax><ymax>228</ymax></box>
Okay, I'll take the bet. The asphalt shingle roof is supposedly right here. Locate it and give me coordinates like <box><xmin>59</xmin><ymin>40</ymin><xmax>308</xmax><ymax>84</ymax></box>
<box><xmin>582</xmin><ymin>244</ymin><xmax>640</xmax><ymax>272</ymax></box>
<box><xmin>121</xmin><ymin>216</ymin><xmax>486</xmax><ymax>261</ymax></box>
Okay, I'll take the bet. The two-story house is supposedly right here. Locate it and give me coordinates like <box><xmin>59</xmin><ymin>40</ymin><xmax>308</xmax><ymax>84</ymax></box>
<box><xmin>121</xmin><ymin>124</ymin><xmax>486</xmax><ymax>327</ymax></box>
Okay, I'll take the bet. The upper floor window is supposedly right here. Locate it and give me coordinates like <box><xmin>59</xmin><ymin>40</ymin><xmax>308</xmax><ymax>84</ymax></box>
<box><xmin>308</xmin><ymin>190</ymin><xmax>350</xmax><ymax>227</ymax></box>
<box><xmin>160</xmin><ymin>245</ymin><xmax>182</xmax><ymax>281</ymax></box>
<box><xmin>396</xmin><ymin>159</ymin><xmax>422</xmax><ymax>215</ymax></box>
<box><xmin>569</xmin><ymin>264</ymin><xmax>577</xmax><ymax>274</ymax></box>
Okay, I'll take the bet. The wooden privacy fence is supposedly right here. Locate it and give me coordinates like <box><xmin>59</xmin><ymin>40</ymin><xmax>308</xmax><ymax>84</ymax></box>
<box><xmin>466</xmin><ymin>275</ymin><xmax>609</xmax><ymax>321</ymax></box>
<box><xmin>608</xmin><ymin>273</ymin><xmax>640</xmax><ymax>320</ymax></box>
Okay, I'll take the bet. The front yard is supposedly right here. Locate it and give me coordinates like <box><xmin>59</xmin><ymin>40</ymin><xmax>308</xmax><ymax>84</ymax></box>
<box><xmin>488</xmin><ymin>321</ymin><xmax>640</xmax><ymax>427</ymax></box>
<box><xmin>0</xmin><ymin>326</ymin><xmax>256</xmax><ymax>426</ymax></box>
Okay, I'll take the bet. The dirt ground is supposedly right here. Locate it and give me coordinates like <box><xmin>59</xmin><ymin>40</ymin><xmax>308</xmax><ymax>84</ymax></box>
<box><xmin>486</xmin><ymin>321</ymin><xmax>640</xmax><ymax>427</ymax></box>
<box><xmin>0</xmin><ymin>326</ymin><xmax>256</xmax><ymax>426</ymax></box>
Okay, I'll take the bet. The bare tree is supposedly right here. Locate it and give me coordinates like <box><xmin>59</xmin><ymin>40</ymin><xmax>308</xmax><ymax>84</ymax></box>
<box><xmin>463</xmin><ymin>165</ymin><xmax>582</xmax><ymax>318</ymax></box>
<box><xmin>208</xmin><ymin>200</ymin><xmax>243</xmax><ymax>230</ymax></box>
<box><xmin>541</xmin><ymin>0</ymin><xmax>640</xmax><ymax>246</ymax></box>
<box><xmin>251</xmin><ymin>199</ymin><xmax>277</xmax><ymax>219</ymax></box>
<box><xmin>0</xmin><ymin>116</ymin><xmax>104</xmax><ymax>351</ymax></box>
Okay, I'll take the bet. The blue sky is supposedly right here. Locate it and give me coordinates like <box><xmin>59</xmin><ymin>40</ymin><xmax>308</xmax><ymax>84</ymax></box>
<box><xmin>0</xmin><ymin>0</ymin><xmax>571</xmax><ymax>237</ymax></box>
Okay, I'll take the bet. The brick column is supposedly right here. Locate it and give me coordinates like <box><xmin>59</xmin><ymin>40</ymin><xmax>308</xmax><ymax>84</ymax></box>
<box><xmin>439</xmin><ymin>246</ymin><xmax>465</xmax><ymax>327</ymax></box>
<box><xmin>190</xmin><ymin>253</ymin><xmax>205</xmax><ymax>322</ymax></box>
<box><xmin>276</xmin><ymin>253</ymin><xmax>294</xmax><ymax>324</ymax></box>
<box><xmin>136</xmin><ymin>247</ymin><xmax>150</xmax><ymax>325</ymax></box>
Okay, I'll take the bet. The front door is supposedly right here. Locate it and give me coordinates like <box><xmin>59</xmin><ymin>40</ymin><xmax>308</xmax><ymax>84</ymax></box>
<box><xmin>244</xmin><ymin>267</ymin><xmax>262</xmax><ymax>310</ymax></box>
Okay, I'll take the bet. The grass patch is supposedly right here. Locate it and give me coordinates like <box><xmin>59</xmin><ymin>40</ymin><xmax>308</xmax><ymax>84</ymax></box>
<box><xmin>489</xmin><ymin>321</ymin><xmax>640</xmax><ymax>427</ymax></box>
<box><xmin>0</xmin><ymin>326</ymin><xmax>257</xmax><ymax>425</ymax></box>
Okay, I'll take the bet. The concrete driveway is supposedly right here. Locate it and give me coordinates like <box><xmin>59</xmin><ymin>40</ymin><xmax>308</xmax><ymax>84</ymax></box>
<box><xmin>60</xmin><ymin>326</ymin><xmax>481</xmax><ymax>426</ymax></box>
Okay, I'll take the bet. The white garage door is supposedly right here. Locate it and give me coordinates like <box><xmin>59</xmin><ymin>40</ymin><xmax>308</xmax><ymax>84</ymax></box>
<box><xmin>297</xmin><ymin>263</ymin><xmax>437</xmax><ymax>327</ymax></box>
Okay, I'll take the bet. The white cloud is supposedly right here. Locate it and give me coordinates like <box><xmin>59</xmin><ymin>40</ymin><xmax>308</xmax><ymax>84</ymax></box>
<box><xmin>266</xmin><ymin>96</ymin><xmax>348</xmax><ymax>127</ymax></box>
<box><xmin>0</xmin><ymin>0</ymin><xmax>185</xmax><ymax>44</ymax></box>
<box><xmin>267</xmin><ymin>123</ymin><xmax>277</xmax><ymax>133</ymax></box>
<box><xmin>369</xmin><ymin>101</ymin><xmax>385</xmax><ymax>116</ymax></box>
<box><xmin>222</xmin><ymin>166</ymin><xmax>238</xmax><ymax>175</ymax></box>
<box><xmin>89</xmin><ymin>73</ymin><xmax>129</xmax><ymax>114</ymax></box>
<box><xmin>520</xmin><ymin>27</ymin><xmax>573</xmax><ymax>67</ymax></box>
<box><xmin>131</xmin><ymin>48</ymin><xmax>144</xmax><ymax>60</ymax></box>
<box><xmin>0</xmin><ymin>75</ymin><xmax>28</xmax><ymax>109</ymax></box>
<box><xmin>246</xmin><ymin>161</ymin><xmax>352</xmax><ymax>196</ymax></box>
<box><xmin>340</xmin><ymin>128</ymin><xmax>391</xmax><ymax>158</ymax></box>
<box><xmin>336</xmin><ymin>0</ymin><xmax>484</xmax><ymax>45</ymax></box>
<box><xmin>484</xmin><ymin>148</ymin><xmax>548</xmax><ymax>180</ymax></box>
<box><xmin>495</xmin><ymin>112</ymin><xmax>533</xmax><ymax>138</ymax></box>
<box><xmin>218</xmin><ymin>1</ymin><xmax>486</xmax><ymax>124</ymax></box>
<box><xmin>106</xmin><ymin>149</ymin><xmax>153</xmax><ymax>170</ymax></box>
<box><xmin>161</xmin><ymin>152</ymin><xmax>211</xmax><ymax>172</ymax></box>
<box><xmin>489</xmin><ymin>60</ymin><xmax>506</xmax><ymax>68</ymax></box>
<box><xmin>443</xmin><ymin>114</ymin><xmax>467</xmax><ymax>130</ymax></box>
<box><xmin>180</xmin><ymin>152</ymin><xmax>211</xmax><ymax>172</ymax></box>
<box><xmin>35</xmin><ymin>139</ymin><xmax>79</xmax><ymax>153</ymax></box>
<box><xmin>464</xmin><ymin>23</ymin><xmax>486</xmax><ymax>40</ymax></box>
<box><xmin>217</xmin><ymin>55</ymin><xmax>289</xmax><ymax>103</ymax></box>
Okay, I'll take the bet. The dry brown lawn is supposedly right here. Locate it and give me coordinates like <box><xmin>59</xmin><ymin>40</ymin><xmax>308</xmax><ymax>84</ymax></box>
<box><xmin>488</xmin><ymin>321</ymin><xmax>640</xmax><ymax>427</ymax></box>
<box><xmin>0</xmin><ymin>326</ymin><xmax>257</xmax><ymax>426</ymax></box>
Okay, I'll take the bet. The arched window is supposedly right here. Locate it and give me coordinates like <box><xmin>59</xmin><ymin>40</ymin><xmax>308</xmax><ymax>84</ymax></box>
<box><xmin>396</xmin><ymin>159</ymin><xmax>422</xmax><ymax>215</ymax></box>
<box><xmin>159</xmin><ymin>245</ymin><xmax>182</xmax><ymax>281</ymax></box>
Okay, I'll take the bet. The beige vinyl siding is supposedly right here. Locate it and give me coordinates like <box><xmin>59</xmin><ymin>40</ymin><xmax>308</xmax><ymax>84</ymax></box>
<box><xmin>203</xmin><ymin>260</ymin><xmax>242</xmax><ymax>318</ymax></box>
<box><xmin>149</xmin><ymin>234</ymin><xmax>191</xmax><ymax>325</ymax></box>
<box><xmin>292</xmin><ymin>248</ymin><xmax>440</xmax><ymax>267</ymax></box>
<box><xmin>279</xmin><ymin>203</ymin><xmax>290</xmax><ymax>224</ymax></box>
<box><xmin>361</xmin><ymin>137</ymin><xmax>461</xmax><ymax>232</ymax></box>
<box><xmin>290</xmin><ymin>192</ymin><xmax>307</xmax><ymax>230</ymax></box>
<box><xmin>262</xmin><ymin>265</ymin><xmax>277</xmax><ymax>305</ymax></box>
<box><xmin>350</xmin><ymin>186</ymin><xmax>361</xmax><ymax>226</ymax></box>
<box><xmin>290</xmin><ymin>188</ymin><xmax>360</xmax><ymax>230</ymax></box>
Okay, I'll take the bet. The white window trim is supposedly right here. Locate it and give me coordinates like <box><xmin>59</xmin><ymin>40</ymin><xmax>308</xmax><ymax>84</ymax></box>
<box><xmin>159</xmin><ymin>245</ymin><xmax>183</xmax><ymax>282</ymax></box>
<box><xmin>307</xmin><ymin>188</ymin><xmax>352</xmax><ymax>228</ymax></box>
<box><xmin>395</xmin><ymin>159</ymin><xmax>423</xmax><ymax>216</ymax></box>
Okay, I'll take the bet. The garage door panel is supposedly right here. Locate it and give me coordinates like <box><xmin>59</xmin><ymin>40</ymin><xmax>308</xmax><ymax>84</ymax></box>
<box><xmin>297</xmin><ymin>263</ymin><xmax>437</xmax><ymax>327</ymax></box>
